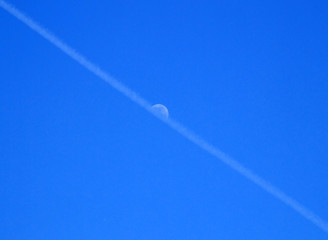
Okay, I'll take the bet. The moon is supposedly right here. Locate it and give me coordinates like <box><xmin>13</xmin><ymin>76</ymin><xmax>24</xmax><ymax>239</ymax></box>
<box><xmin>151</xmin><ymin>104</ymin><xmax>169</xmax><ymax>119</ymax></box>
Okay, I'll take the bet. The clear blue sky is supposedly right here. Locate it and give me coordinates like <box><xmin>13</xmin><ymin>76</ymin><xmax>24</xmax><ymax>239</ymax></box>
<box><xmin>1</xmin><ymin>0</ymin><xmax>328</xmax><ymax>239</ymax></box>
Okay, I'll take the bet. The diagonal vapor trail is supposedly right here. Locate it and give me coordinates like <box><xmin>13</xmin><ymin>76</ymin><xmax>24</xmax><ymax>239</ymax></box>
<box><xmin>1</xmin><ymin>0</ymin><xmax>328</xmax><ymax>234</ymax></box>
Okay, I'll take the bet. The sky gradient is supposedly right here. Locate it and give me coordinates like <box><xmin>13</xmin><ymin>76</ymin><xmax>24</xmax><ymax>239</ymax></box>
<box><xmin>1</xmin><ymin>0</ymin><xmax>328</xmax><ymax>239</ymax></box>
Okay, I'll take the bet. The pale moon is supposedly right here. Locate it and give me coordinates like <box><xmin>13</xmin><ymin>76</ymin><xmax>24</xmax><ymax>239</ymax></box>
<box><xmin>151</xmin><ymin>104</ymin><xmax>169</xmax><ymax>119</ymax></box>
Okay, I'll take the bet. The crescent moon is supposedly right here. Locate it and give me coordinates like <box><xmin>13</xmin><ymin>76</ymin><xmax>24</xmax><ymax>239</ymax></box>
<box><xmin>151</xmin><ymin>104</ymin><xmax>169</xmax><ymax>119</ymax></box>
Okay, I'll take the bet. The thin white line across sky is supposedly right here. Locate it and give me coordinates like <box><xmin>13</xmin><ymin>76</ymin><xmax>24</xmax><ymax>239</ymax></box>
<box><xmin>1</xmin><ymin>0</ymin><xmax>327</xmax><ymax>234</ymax></box>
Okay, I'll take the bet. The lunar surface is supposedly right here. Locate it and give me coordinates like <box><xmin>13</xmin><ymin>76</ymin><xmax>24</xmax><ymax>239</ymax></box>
<box><xmin>151</xmin><ymin>104</ymin><xmax>169</xmax><ymax>119</ymax></box>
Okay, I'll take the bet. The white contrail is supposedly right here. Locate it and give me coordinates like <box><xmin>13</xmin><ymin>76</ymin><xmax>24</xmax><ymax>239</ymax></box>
<box><xmin>1</xmin><ymin>0</ymin><xmax>327</xmax><ymax>234</ymax></box>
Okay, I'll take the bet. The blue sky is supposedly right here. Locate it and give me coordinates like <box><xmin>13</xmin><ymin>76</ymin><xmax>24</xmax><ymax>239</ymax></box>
<box><xmin>1</xmin><ymin>0</ymin><xmax>328</xmax><ymax>239</ymax></box>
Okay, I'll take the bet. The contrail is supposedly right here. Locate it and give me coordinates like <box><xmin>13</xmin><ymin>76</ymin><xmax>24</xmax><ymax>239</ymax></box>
<box><xmin>1</xmin><ymin>0</ymin><xmax>327</xmax><ymax>234</ymax></box>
